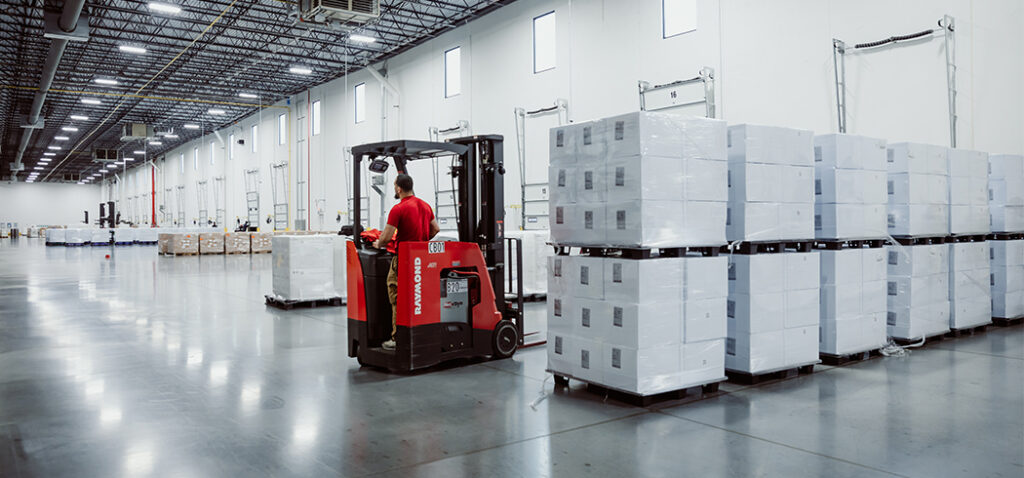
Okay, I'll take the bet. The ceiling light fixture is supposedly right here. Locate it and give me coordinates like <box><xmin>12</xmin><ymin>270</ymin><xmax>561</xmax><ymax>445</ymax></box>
<box><xmin>183</xmin><ymin>124</ymin><xmax>199</xmax><ymax>130</ymax></box>
<box><xmin>148</xmin><ymin>2</ymin><xmax>182</xmax><ymax>14</ymax></box>
<box><xmin>40</xmin><ymin>158</ymin><xmax>51</xmax><ymax>162</ymax></box>
<box><xmin>34</xmin><ymin>167</ymin><xmax>44</xmax><ymax>170</ymax></box>
<box><xmin>208</xmin><ymin>109</ymin><xmax>226</xmax><ymax>115</ymax></box>
<box><xmin>107</xmin><ymin>164</ymin><xmax>117</xmax><ymax>168</ymax></box>
<box><xmin>164</xmin><ymin>134</ymin><xmax>179</xmax><ymax>138</ymax></box>
<box><xmin>289</xmin><ymin>66</ymin><xmax>312</xmax><ymax>75</ymax></box>
<box><xmin>47</xmin><ymin>146</ymin><xmax>61</xmax><ymax>150</ymax></box>
<box><xmin>149</xmin><ymin>141</ymin><xmax>162</xmax><ymax>146</ymax></box>
<box><xmin>238</xmin><ymin>93</ymin><xmax>258</xmax><ymax>99</ymax></box>
<box><xmin>94</xmin><ymin>78</ymin><xmax>119</xmax><ymax>86</ymax></box>
<box><xmin>350</xmin><ymin>34</ymin><xmax>376</xmax><ymax>43</ymax></box>
<box><xmin>81</xmin><ymin>98</ymin><xmax>101</xmax><ymax>105</ymax></box>
<box><xmin>43</xmin><ymin>152</ymin><xmax>56</xmax><ymax>156</ymax></box>
<box><xmin>134</xmin><ymin>150</ymin><xmax>145</xmax><ymax>154</ymax></box>
<box><xmin>61</xmin><ymin>126</ymin><xmax>78</xmax><ymax>132</ymax></box>
<box><xmin>70</xmin><ymin>115</ymin><xmax>89</xmax><ymax>121</ymax></box>
<box><xmin>54</xmin><ymin>136</ymin><xmax>70</xmax><ymax>140</ymax></box>
<box><xmin>118</xmin><ymin>45</ymin><xmax>147</xmax><ymax>54</ymax></box>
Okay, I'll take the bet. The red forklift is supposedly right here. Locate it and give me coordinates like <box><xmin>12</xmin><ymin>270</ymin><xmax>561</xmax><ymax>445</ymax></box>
<box><xmin>345</xmin><ymin>136</ymin><xmax>525</xmax><ymax>371</ymax></box>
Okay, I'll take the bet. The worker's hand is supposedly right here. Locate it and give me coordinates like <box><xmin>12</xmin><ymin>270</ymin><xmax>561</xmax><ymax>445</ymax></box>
<box><xmin>372</xmin><ymin>239</ymin><xmax>384</xmax><ymax>249</ymax></box>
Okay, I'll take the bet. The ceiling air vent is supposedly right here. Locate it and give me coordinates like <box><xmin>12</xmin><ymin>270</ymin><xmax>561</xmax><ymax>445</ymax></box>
<box><xmin>121</xmin><ymin>123</ymin><xmax>155</xmax><ymax>141</ymax></box>
<box><xmin>92</xmin><ymin>148</ymin><xmax>119</xmax><ymax>162</ymax></box>
<box><xmin>299</xmin><ymin>0</ymin><xmax>380</xmax><ymax>23</ymax></box>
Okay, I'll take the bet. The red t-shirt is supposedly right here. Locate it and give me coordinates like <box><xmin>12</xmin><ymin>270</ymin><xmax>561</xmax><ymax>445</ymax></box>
<box><xmin>387</xmin><ymin>195</ymin><xmax>435</xmax><ymax>246</ymax></box>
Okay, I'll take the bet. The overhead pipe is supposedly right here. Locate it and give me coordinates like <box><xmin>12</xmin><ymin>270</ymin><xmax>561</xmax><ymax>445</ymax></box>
<box><xmin>12</xmin><ymin>0</ymin><xmax>88</xmax><ymax>176</ymax></box>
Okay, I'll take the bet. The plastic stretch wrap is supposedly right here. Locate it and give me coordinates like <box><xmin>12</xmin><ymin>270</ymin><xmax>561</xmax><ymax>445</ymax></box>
<box><xmin>813</xmin><ymin>133</ymin><xmax>887</xmax><ymax>171</ymax></box>
<box><xmin>886</xmin><ymin>243</ymin><xmax>951</xmax><ymax>339</ymax></box>
<box><xmin>45</xmin><ymin>228</ymin><xmax>66</xmax><ymax>244</ymax></box>
<box><xmin>727</xmin><ymin>124</ymin><xmax>814</xmax><ymax>166</ymax></box>
<box><xmin>887</xmin><ymin>142</ymin><xmax>949</xmax><ymax>176</ymax></box>
<box><xmin>134</xmin><ymin>228</ymin><xmax>159</xmax><ymax>243</ymax></box>
<box><xmin>991</xmin><ymin>239</ymin><xmax>1024</xmax><ymax>318</ymax></box>
<box><xmin>988</xmin><ymin>154</ymin><xmax>1024</xmax><ymax>232</ymax></box>
<box><xmin>199</xmin><ymin>233</ymin><xmax>225</xmax><ymax>254</ymax></box>
<box><xmin>65</xmin><ymin>229</ymin><xmax>88</xmax><ymax>245</ymax></box>
<box><xmin>506</xmin><ymin>230</ymin><xmax>551</xmax><ymax>296</ymax></box>
<box><xmin>948</xmin><ymin>242</ymin><xmax>992</xmax><ymax>329</ymax></box>
<box><xmin>331</xmin><ymin>235</ymin><xmax>347</xmax><ymax>300</ymax></box>
<box><xmin>548</xmin><ymin>112</ymin><xmax>728</xmax><ymax>249</ymax></box>
<box><xmin>547</xmin><ymin>255</ymin><xmax>727</xmax><ymax>393</ymax></box>
<box><xmin>168</xmin><ymin>234</ymin><xmax>199</xmax><ymax>254</ymax></box>
<box><xmin>250</xmin><ymin>232</ymin><xmax>273</xmax><ymax>253</ymax></box>
<box><xmin>726</xmin><ymin>252</ymin><xmax>820</xmax><ymax>373</ymax></box>
<box><xmin>113</xmin><ymin>228</ymin><xmax>134</xmax><ymax>243</ymax></box>
<box><xmin>91</xmin><ymin>229</ymin><xmax>111</xmax><ymax>245</ymax></box>
<box><xmin>271</xmin><ymin>235</ymin><xmax>336</xmax><ymax>301</ymax></box>
<box><xmin>224</xmin><ymin>232</ymin><xmax>250</xmax><ymax>253</ymax></box>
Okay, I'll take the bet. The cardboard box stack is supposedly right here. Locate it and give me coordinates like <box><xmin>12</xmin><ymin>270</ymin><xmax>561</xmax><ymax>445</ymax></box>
<box><xmin>886</xmin><ymin>143</ymin><xmax>950</xmax><ymax>237</ymax></box>
<box><xmin>813</xmin><ymin>134</ymin><xmax>888</xmax><ymax>239</ymax></box>
<box><xmin>947</xmin><ymin>149</ymin><xmax>990</xmax><ymax>235</ymax></box>
<box><xmin>250</xmin><ymin>232</ymin><xmax>273</xmax><ymax>253</ymax></box>
<box><xmin>989</xmin><ymin>154</ymin><xmax>1024</xmax><ymax>233</ymax></box>
<box><xmin>991</xmin><ymin>240</ymin><xmax>1024</xmax><ymax>319</ymax></box>
<box><xmin>818</xmin><ymin>248</ymin><xmax>888</xmax><ymax>355</ymax></box>
<box><xmin>199</xmin><ymin>232</ymin><xmax>225</xmax><ymax>254</ymax></box>
<box><xmin>547</xmin><ymin>255</ymin><xmax>727</xmax><ymax>395</ymax></box>
<box><xmin>726</xmin><ymin>125</ymin><xmax>815</xmax><ymax>242</ymax></box>
<box><xmin>726</xmin><ymin>252</ymin><xmax>820</xmax><ymax>374</ymax></box>
<box><xmin>158</xmin><ymin>233</ymin><xmax>172</xmax><ymax>254</ymax></box>
<box><xmin>271</xmin><ymin>235</ymin><xmax>338</xmax><ymax>301</ymax></box>
<box><xmin>886</xmin><ymin>244</ymin><xmax>950</xmax><ymax>340</ymax></box>
<box><xmin>948</xmin><ymin>240</ymin><xmax>991</xmax><ymax>330</ymax></box>
<box><xmin>549</xmin><ymin>112</ymin><xmax>728</xmax><ymax>248</ymax></box>
<box><xmin>168</xmin><ymin>233</ymin><xmax>199</xmax><ymax>254</ymax></box>
<box><xmin>224</xmin><ymin>232</ymin><xmax>251</xmax><ymax>253</ymax></box>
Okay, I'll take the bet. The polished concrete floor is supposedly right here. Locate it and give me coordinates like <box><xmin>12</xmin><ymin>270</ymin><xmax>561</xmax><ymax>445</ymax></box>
<box><xmin>0</xmin><ymin>238</ymin><xmax>1021</xmax><ymax>477</ymax></box>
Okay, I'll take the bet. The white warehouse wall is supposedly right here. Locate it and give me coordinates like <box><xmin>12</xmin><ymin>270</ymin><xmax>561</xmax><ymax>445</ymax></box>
<box><xmin>0</xmin><ymin>182</ymin><xmax>100</xmax><ymax>227</ymax></box>
<box><xmin>106</xmin><ymin>0</ymin><xmax>1023</xmax><ymax>232</ymax></box>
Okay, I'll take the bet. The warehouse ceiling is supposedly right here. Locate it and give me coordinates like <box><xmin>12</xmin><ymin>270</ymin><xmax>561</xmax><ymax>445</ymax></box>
<box><xmin>0</xmin><ymin>0</ymin><xmax>515</xmax><ymax>182</ymax></box>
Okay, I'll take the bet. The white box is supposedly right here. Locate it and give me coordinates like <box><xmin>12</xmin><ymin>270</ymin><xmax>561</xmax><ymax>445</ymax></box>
<box><xmin>566</xmin><ymin>255</ymin><xmax>605</xmax><ymax>300</ymax></box>
<box><xmin>682</xmin><ymin>339</ymin><xmax>726</xmax><ymax>373</ymax></box>
<box><xmin>271</xmin><ymin>236</ymin><xmax>336</xmax><ymax>301</ymax></box>
<box><xmin>729</xmin><ymin>254</ymin><xmax>785</xmax><ymax>294</ymax></box>
<box><xmin>603</xmin><ymin>257</ymin><xmax>684</xmax><ymax>303</ymax></box>
<box><xmin>604</xmin><ymin>156</ymin><xmax>683</xmax><ymax>202</ymax></box>
<box><xmin>572</xmin><ymin>298</ymin><xmax>613</xmax><ymax>341</ymax></box>
<box><xmin>820</xmin><ymin>318</ymin><xmax>864</xmax><ymax>355</ymax></box>
<box><xmin>814</xmin><ymin>133</ymin><xmax>887</xmax><ymax>171</ymax></box>
<box><xmin>575</xmin><ymin>164</ymin><xmax>606</xmax><ymax>204</ymax></box>
<box><xmin>547</xmin><ymin>295</ymin><xmax>573</xmax><ymax>335</ymax></box>
<box><xmin>573</xmin><ymin>338</ymin><xmax>604</xmax><ymax>383</ymax></box>
<box><xmin>785</xmin><ymin>252</ymin><xmax>820</xmax><ymax>290</ymax></box>
<box><xmin>863</xmin><ymin>312</ymin><xmax>888</xmax><ymax>349</ymax></box>
<box><xmin>683</xmin><ymin>297</ymin><xmax>727</xmax><ymax>343</ymax></box>
<box><xmin>549</xmin><ymin>125</ymin><xmax>577</xmax><ymax>163</ymax></box>
<box><xmin>820</xmin><ymin>249</ymin><xmax>862</xmax><ymax>285</ymax></box>
<box><xmin>728</xmin><ymin>293</ymin><xmax>785</xmax><ymax>334</ymax></box>
<box><xmin>549</xmin><ymin>203</ymin><xmax>577</xmax><ymax>245</ymax></box>
<box><xmin>862</xmin><ymin>280</ymin><xmax>888</xmax><ymax>314</ymax></box>
<box><xmin>729</xmin><ymin>162</ymin><xmax>782</xmax><ymax>202</ymax></box>
<box><xmin>783</xmin><ymin>325</ymin><xmax>819</xmax><ymax>366</ymax></box>
<box><xmin>781</xmin><ymin>165</ymin><xmax>815</xmax><ymax>204</ymax></box>
<box><xmin>576</xmin><ymin>119</ymin><xmax>607</xmax><ymax>159</ymax></box>
<box><xmin>888</xmin><ymin>173</ymin><xmax>931</xmax><ymax>204</ymax></box>
<box><xmin>863</xmin><ymin>170</ymin><xmax>888</xmax><ymax>204</ymax></box>
<box><xmin>728</xmin><ymin>124</ymin><xmax>814</xmax><ymax>166</ymax></box>
<box><xmin>816</xmin><ymin>167</ymin><xmax>862</xmax><ymax>204</ymax></box>
<box><xmin>821</xmin><ymin>283</ymin><xmax>862</xmax><ymax>321</ymax></box>
<box><xmin>888</xmin><ymin>204</ymin><xmax>949</xmax><ymax>236</ymax></box>
<box><xmin>950</xmin><ymin>205</ymin><xmax>990</xmax><ymax>235</ymax></box>
<box><xmin>601</xmin><ymin>343</ymin><xmax>680</xmax><ymax>394</ymax></box>
<box><xmin>684</xmin><ymin>255</ymin><xmax>729</xmax><ymax>300</ymax></box>
<box><xmin>725</xmin><ymin>329</ymin><xmax>785</xmax><ymax>374</ymax></box>
<box><xmin>816</xmin><ymin>203</ymin><xmax>863</xmax><ymax>239</ymax></box>
<box><xmin>887</xmin><ymin>244</ymin><xmax>948</xmax><ymax>277</ymax></box>
<box><xmin>549</xmin><ymin>165</ymin><xmax>577</xmax><ymax>204</ymax></box>
<box><xmin>685</xmin><ymin>158</ymin><xmax>729</xmax><ymax>202</ymax></box>
<box><xmin>989</xmin><ymin>154</ymin><xmax>1024</xmax><ymax>181</ymax></box>
<box><xmin>331</xmin><ymin>236</ymin><xmax>348</xmax><ymax>299</ymax></box>
<box><xmin>606</xmin><ymin>301</ymin><xmax>682</xmax><ymax>349</ymax></box>
<box><xmin>947</xmin><ymin>148</ymin><xmax>988</xmax><ymax>178</ymax></box>
<box><xmin>547</xmin><ymin>333</ymin><xmax>574</xmax><ymax>374</ymax></box>
<box><xmin>606</xmin><ymin>112</ymin><xmax>728</xmax><ymax>160</ymax></box>
<box><xmin>605</xmin><ymin>200</ymin><xmax>726</xmax><ymax>248</ymax></box>
<box><xmin>863</xmin><ymin>248</ymin><xmax>887</xmax><ymax>281</ymax></box>
<box><xmin>727</xmin><ymin>202</ymin><xmax>779</xmax><ymax>242</ymax></box>
<box><xmin>888</xmin><ymin>143</ymin><xmax>948</xmax><ymax>175</ymax></box>
<box><xmin>548</xmin><ymin>255</ymin><xmax>571</xmax><ymax>296</ymax></box>
<box><xmin>950</xmin><ymin>298</ymin><xmax>992</xmax><ymax>330</ymax></box>
<box><xmin>779</xmin><ymin>203</ymin><xmax>815</xmax><ymax>240</ymax></box>
<box><xmin>887</xmin><ymin>301</ymin><xmax>951</xmax><ymax>339</ymax></box>
<box><xmin>785</xmin><ymin>288</ymin><xmax>820</xmax><ymax>329</ymax></box>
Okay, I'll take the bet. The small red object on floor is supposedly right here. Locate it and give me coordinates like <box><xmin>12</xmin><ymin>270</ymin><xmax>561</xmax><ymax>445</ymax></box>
<box><xmin>105</xmin><ymin>254</ymin><xmax>110</xmax><ymax>259</ymax></box>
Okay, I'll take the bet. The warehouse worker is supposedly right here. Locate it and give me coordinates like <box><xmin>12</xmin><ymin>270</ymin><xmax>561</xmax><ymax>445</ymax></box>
<box><xmin>373</xmin><ymin>173</ymin><xmax>441</xmax><ymax>350</ymax></box>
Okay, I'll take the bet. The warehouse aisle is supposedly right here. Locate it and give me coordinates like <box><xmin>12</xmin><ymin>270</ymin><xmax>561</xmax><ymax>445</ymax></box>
<box><xmin>0</xmin><ymin>238</ymin><xmax>1020</xmax><ymax>477</ymax></box>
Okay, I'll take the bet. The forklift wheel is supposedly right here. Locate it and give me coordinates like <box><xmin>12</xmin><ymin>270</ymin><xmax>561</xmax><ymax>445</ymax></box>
<box><xmin>492</xmin><ymin>320</ymin><xmax>518</xmax><ymax>359</ymax></box>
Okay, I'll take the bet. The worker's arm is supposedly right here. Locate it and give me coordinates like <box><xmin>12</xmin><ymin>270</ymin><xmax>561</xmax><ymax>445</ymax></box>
<box><xmin>374</xmin><ymin>224</ymin><xmax>397</xmax><ymax>249</ymax></box>
<box><xmin>428</xmin><ymin>219</ymin><xmax>440</xmax><ymax>239</ymax></box>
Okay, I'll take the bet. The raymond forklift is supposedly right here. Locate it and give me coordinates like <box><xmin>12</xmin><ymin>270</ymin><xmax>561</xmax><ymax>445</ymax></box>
<box><xmin>345</xmin><ymin>136</ymin><xmax>525</xmax><ymax>371</ymax></box>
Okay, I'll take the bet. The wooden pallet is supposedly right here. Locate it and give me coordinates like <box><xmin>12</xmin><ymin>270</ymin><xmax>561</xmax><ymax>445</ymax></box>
<box><xmin>726</xmin><ymin>363</ymin><xmax>817</xmax><ymax>385</ymax></box>
<box><xmin>264</xmin><ymin>295</ymin><xmax>344</xmax><ymax>310</ymax></box>
<box><xmin>820</xmin><ymin>349</ymin><xmax>881</xmax><ymax>366</ymax></box>
<box><xmin>550</xmin><ymin>371</ymin><xmax>725</xmax><ymax>407</ymax></box>
<box><xmin>992</xmin><ymin>315</ymin><xmax>1024</xmax><ymax>326</ymax></box>
<box><xmin>251</xmin><ymin>250</ymin><xmax>271</xmax><ymax>254</ymax></box>
<box><xmin>224</xmin><ymin>250</ymin><xmax>250</xmax><ymax>255</ymax></box>
<box><xmin>813</xmin><ymin>238</ymin><xmax>887</xmax><ymax>250</ymax></box>
<box><xmin>723</xmin><ymin>240</ymin><xmax>815</xmax><ymax>255</ymax></box>
<box><xmin>946</xmin><ymin>324</ymin><xmax>989</xmax><ymax>337</ymax></box>
<box><xmin>200</xmin><ymin>251</ymin><xmax>225</xmax><ymax>255</ymax></box>
<box><xmin>163</xmin><ymin>251</ymin><xmax>199</xmax><ymax>256</ymax></box>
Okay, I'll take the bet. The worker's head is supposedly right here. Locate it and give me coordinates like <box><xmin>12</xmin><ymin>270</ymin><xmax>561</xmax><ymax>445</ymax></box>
<box><xmin>394</xmin><ymin>174</ymin><xmax>414</xmax><ymax>199</ymax></box>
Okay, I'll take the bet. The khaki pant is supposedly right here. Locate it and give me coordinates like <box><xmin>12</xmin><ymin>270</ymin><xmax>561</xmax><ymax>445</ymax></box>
<box><xmin>386</xmin><ymin>256</ymin><xmax>399</xmax><ymax>340</ymax></box>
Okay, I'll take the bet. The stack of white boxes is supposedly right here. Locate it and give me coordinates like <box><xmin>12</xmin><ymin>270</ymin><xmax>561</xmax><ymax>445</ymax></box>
<box><xmin>991</xmin><ymin>240</ymin><xmax>1024</xmax><ymax>319</ymax></box>
<box><xmin>886</xmin><ymin>143</ymin><xmax>950</xmax><ymax>236</ymax></box>
<box><xmin>726</xmin><ymin>124</ymin><xmax>815</xmax><ymax>242</ymax></box>
<box><xmin>819</xmin><ymin>248</ymin><xmax>888</xmax><ymax>355</ymax></box>
<box><xmin>549</xmin><ymin>112</ymin><xmax>728</xmax><ymax>248</ymax></box>
<box><xmin>948</xmin><ymin>240</ymin><xmax>992</xmax><ymax>329</ymax></box>
<box><xmin>726</xmin><ymin>253</ymin><xmax>820</xmax><ymax>373</ymax></box>
<box><xmin>547</xmin><ymin>254</ymin><xmax>727</xmax><ymax>395</ymax></box>
<box><xmin>271</xmin><ymin>235</ymin><xmax>339</xmax><ymax>301</ymax></box>
<box><xmin>812</xmin><ymin>134</ymin><xmax>888</xmax><ymax>239</ymax></box>
<box><xmin>887</xmin><ymin>244</ymin><xmax>950</xmax><ymax>339</ymax></box>
<box><xmin>947</xmin><ymin>149</ymin><xmax>990</xmax><ymax>235</ymax></box>
<box><xmin>989</xmin><ymin>155</ymin><xmax>1024</xmax><ymax>233</ymax></box>
<box><xmin>91</xmin><ymin>228</ymin><xmax>112</xmax><ymax>245</ymax></box>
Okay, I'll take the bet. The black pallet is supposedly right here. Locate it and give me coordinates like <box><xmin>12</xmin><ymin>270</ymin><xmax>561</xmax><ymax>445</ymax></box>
<box><xmin>820</xmin><ymin>349</ymin><xmax>881</xmax><ymax>366</ymax></box>
<box><xmin>950</xmin><ymin>234</ymin><xmax>988</xmax><ymax>243</ymax></box>
<box><xmin>892</xmin><ymin>333</ymin><xmax>946</xmax><ymax>347</ymax></box>
<box><xmin>265</xmin><ymin>295</ymin><xmax>344</xmax><ymax>310</ymax></box>
<box><xmin>726</xmin><ymin>364</ymin><xmax>815</xmax><ymax>385</ymax></box>
<box><xmin>45</xmin><ymin>243</ymin><xmax>64</xmax><ymax>246</ymax></box>
<box><xmin>890</xmin><ymin>236</ymin><xmax>952</xmax><ymax>246</ymax></box>
<box><xmin>723</xmin><ymin>240</ymin><xmax>814</xmax><ymax>255</ymax></box>
<box><xmin>556</xmin><ymin>377</ymin><xmax>723</xmax><ymax>407</ymax></box>
<box><xmin>553</xmin><ymin>245</ymin><xmax>721</xmax><ymax>258</ymax></box>
<box><xmin>946</xmin><ymin>324</ymin><xmax>988</xmax><ymax>337</ymax></box>
<box><xmin>814</xmin><ymin>238</ymin><xmax>887</xmax><ymax>250</ymax></box>
<box><xmin>64</xmin><ymin>243</ymin><xmax>87</xmax><ymax>247</ymax></box>
<box><xmin>137</xmin><ymin>241</ymin><xmax>158</xmax><ymax>245</ymax></box>
<box><xmin>988</xmin><ymin>232</ymin><xmax>1024</xmax><ymax>241</ymax></box>
<box><xmin>114</xmin><ymin>241</ymin><xmax>134</xmax><ymax>246</ymax></box>
<box><xmin>992</xmin><ymin>315</ymin><xmax>1024</xmax><ymax>326</ymax></box>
